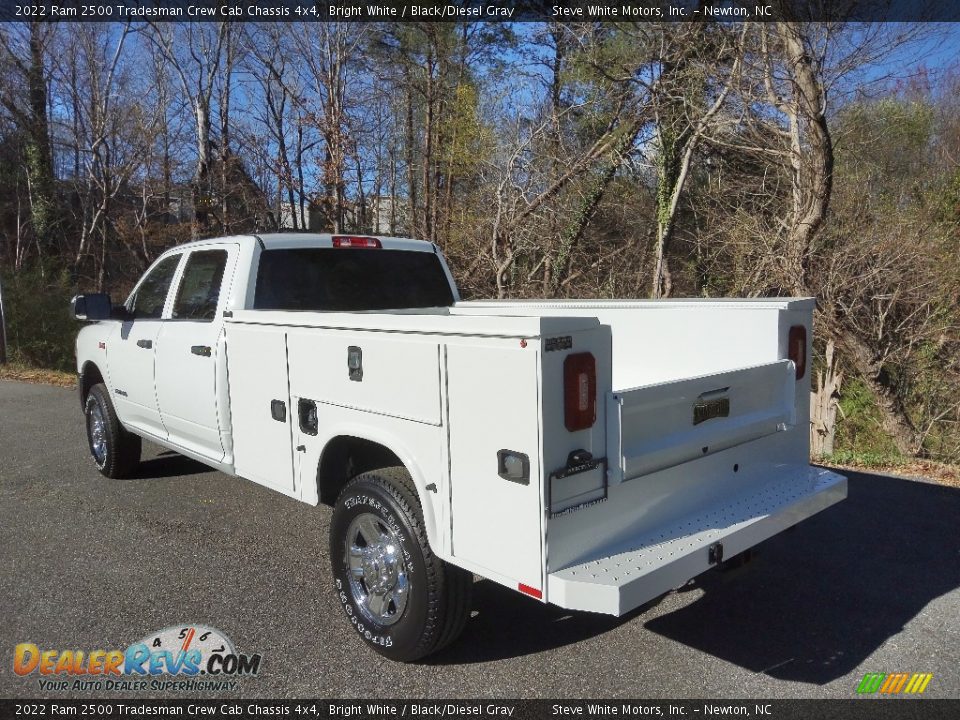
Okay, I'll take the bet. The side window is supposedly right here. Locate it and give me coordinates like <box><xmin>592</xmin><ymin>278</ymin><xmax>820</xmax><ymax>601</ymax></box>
<box><xmin>128</xmin><ymin>255</ymin><xmax>181</xmax><ymax>319</ymax></box>
<box><xmin>172</xmin><ymin>250</ymin><xmax>228</xmax><ymax>321</ymax></box>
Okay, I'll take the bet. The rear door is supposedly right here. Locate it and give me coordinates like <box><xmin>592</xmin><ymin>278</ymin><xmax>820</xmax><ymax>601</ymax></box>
<box><xmin>155</xmin><ymin>246</ymin><xmax>237</xmax><ymax>461</ymax></box>
<box><xmin>107</xmin><ymin>253</ymin><xmax>182</xmax><ymax>437</ymax></box>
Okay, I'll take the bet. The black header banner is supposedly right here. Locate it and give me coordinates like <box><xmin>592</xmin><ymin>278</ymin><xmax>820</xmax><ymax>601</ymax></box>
<box><xmin>0</xmin><ymin>0</ymin><xmax>958</xmax><ymax>23</ymax></box>
<box><xmin>2</xmin><ymin>700</ymin><xmax>960</xmax><ymax>719</ymax></box>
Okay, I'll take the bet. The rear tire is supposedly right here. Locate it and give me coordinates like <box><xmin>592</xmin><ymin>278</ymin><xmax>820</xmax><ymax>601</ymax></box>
<box><xmin>85</xmin><ymin>383</ymin><xmax>141</xmax><ymax>478</ymax></box>
<box><xmin>330</xmin><ymin>466</ymin><xmax>472</xmax><ymax>662</ymax></box>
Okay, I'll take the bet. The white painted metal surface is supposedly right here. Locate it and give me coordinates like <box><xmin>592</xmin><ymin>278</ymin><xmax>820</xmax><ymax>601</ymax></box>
<box><xmin>75</xmin><ymin>233</ymin><xmax>847</xmax><ymax>621</ymax></box>
<box><xmin>446</xmin><ymin>341</ymin><xmax>544</xmax><ymax>590</ymax></box>
<box><xmin>609</xmin><ymin>359</ymin><xmax>797</xmax><ymax>483</ymax></box>
<box><xmin>287</xmin><ymin>332</ymin><xmax>442</xmax><ymax>426</ymax></box>
<box><xmin>548</xmin><ymin>467</ymin><xmax>846</xmax><ymax>614</ymax></box>
<box><xmin>154</xmin><ymin>246</ymin><xmax>239</xmax><ymax>460</ymax></box>
<box><xmin>225</xmin><ymin>324</ymin><xmax>296</xmax><ymax>495</ymax></box>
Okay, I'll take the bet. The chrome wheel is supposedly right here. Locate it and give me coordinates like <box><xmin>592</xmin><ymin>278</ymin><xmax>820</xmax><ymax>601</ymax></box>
<box><xmin>88</xmin><ymin>402</ymin><xmax>107</xmax><ymax>467</ymax></box>
<box><xmin>344</xmin><ymin>512</ymin><xmax>409</xmax><ymax>626</ymax></box>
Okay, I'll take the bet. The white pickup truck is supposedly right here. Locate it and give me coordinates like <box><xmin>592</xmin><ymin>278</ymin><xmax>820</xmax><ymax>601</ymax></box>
<box><xmin>73</xmin><ymin>233</ymin><xmax>846</xmax><ymax>661</ymax></box>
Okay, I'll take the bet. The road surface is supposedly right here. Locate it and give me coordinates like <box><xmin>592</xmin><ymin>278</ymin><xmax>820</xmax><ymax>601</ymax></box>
<box><xmin>1</xmin><ymin>380</ymin><xmax>957</xmax><ymax>699</ymax></box>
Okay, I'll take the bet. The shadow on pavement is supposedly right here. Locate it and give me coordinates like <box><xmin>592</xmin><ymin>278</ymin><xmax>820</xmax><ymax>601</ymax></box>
<box><xmin>431</xmin><ymin>471</ymin><xmax>960</xmax><ymax>678</ymax></box>
<box><xmin>129</xmin><ymin>453</ymin><xmax>215</xmax><ymax>479</ymax></box>
<box><xmin>643</xmin><ymin>471</ymin><xmax>960</xmax><ymax>684</ymax></box>
<box><xmin>428</xmin><ymin>579</ymin><xmax>653</xmax><ymax>665</ymax></box>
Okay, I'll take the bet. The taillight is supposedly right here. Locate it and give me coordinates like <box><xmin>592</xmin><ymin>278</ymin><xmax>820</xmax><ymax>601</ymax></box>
<box><xmin>332</xmin><ymin>235</ymin><xmax>381</xmax><ymax>249</ymax></box>
<box><xmin>788</xmin><ymin>325</ymin><xmax>807</xmax><ymax>379</ymax></box>
<box><xmin>564</xmin><ymin>352</ymin><xmax>597</xmax><ymax>432</ymax></box>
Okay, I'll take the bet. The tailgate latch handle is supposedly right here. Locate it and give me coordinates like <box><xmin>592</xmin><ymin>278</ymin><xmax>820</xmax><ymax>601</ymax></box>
<box><xmin>694</xmin><ymin>387</ymin><xmax>730</xmax><ymax>426</ymax></box>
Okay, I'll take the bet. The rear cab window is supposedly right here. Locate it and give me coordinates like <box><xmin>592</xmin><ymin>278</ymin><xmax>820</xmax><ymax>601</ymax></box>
<box><xmin>253</xmin><ymin>248</ymin><xmax>455</xmax><ymax>312</ymax></box>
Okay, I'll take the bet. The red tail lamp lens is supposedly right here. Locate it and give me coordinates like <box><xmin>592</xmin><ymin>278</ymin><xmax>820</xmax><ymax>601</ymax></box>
<box><xmin>788</xmin><ymin>325</ymin><xmax>807</xmax><ymax>379</ymax></box>
<box><xmin>564</xmin><ymin>352</ymin><xmax>597</xmax><ymax>432</ymax></box>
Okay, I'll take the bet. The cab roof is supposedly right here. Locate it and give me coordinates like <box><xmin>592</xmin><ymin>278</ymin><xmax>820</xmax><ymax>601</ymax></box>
<box><xmin>174</xmin><ymin>233</ymin><xmax>438</xmax><ymax>254</ymax></box>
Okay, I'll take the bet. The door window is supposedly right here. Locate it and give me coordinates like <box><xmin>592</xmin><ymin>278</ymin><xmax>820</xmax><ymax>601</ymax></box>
<box><xmin>172</xmin><ymin>250</ymin><xmax>229</xmax><ymax>321</ymax></box>
<box><xmin>128</xmin><ymin>254</ymin><xmax>181</xmax><ymax>319</ymax></box>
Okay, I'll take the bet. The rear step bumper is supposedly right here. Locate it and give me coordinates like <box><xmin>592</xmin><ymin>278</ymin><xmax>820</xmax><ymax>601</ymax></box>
<box><xmin>546</xmin><ymin>467</ymin><xmax>846</xmax><ymax>615</ymax></box>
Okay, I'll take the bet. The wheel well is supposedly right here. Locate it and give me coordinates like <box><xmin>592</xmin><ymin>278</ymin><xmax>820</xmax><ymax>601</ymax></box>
<box><xmin>317</xmin><ymin>436</ymin><xmax>404</xmax><ymax>506</ymax></box>
<box><xmin>80</xmin><ymin>362</ymin><xmax>104</xmax><ymax>406</ymax></box>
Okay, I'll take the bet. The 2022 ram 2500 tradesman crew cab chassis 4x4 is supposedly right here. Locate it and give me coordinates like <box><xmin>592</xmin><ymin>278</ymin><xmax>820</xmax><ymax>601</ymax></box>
<box><xmin>73</xmin><ymin>233</ymin><xmax>846</xmax><ymax>661</ymax></box>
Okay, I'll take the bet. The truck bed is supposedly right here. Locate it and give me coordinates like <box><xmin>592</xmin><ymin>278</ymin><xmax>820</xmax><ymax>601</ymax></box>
<box><xmin>224</xmin><ymin>298</ymin><xmax>844</xmax><ymax>616</ymax></box>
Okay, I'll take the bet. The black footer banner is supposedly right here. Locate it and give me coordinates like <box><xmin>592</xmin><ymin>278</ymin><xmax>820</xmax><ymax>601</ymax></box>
<box><xmin>2</xmin><ymin>700</ymin><xmax>958</xmax><ymax>720</ymax></box>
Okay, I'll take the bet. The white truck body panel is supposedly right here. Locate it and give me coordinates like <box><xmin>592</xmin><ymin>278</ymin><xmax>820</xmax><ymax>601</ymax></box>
<box><xmin>76</xmin><ymin>233</ymin><xmax>846</xmax><ymax>620</ymax></box>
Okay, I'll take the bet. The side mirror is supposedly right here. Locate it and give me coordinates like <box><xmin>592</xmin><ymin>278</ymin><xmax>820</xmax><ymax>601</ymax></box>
<box><xmin>72</xmin><ymin>293</ymin><xmax>113</xmax><ymax>321</ymax></box>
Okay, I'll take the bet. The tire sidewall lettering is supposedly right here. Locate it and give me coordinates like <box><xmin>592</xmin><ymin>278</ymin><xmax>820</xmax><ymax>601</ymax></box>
<box><xmin>332</xmin><ymin>479</ymin><xmax>422</xmax><ymax>655</ymax></box>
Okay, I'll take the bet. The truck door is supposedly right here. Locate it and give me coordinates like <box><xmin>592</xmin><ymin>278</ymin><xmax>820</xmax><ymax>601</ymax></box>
<box><xmin>154</xmin><ymin>246</ymin><xmax>237</xmax><ymax>461</ymax></box>
<box><xmin>106</xmin><ymin>253</ymin><xmax>182</xmax><ymax>438</ymax></box>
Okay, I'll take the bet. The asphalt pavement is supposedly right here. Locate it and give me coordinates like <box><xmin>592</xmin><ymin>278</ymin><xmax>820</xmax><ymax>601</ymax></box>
<box><xmin>1</xmin><ymin>380</ymin><xmax>958</xmax><ymax>699</ymax></box>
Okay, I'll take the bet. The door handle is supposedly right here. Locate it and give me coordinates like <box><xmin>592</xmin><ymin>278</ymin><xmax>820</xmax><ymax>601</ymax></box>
<box><xmin>136</xmin><ymin>339</ymin><xmax>152</xmax><ymax>349</ymax></box>
<box><xmin>191</xmin><ymin>345</ymin><xmax>212</xmax><ymax>357</ymax></box>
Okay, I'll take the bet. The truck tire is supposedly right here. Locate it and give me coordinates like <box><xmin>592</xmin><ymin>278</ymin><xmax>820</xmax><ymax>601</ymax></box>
<box><xmin>85</xmin><ymin>383</ymin><xmax>141</xmax><ymax>478</ymax></box>
<box><xmin>330</xmin><ymin>466</ymin><xmax>472</xmax><ymax>662</ymax></box>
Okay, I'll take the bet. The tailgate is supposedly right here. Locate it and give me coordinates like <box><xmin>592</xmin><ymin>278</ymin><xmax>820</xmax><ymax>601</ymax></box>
<box><xmin>608</xmin><ymin>360</ymin><xmax>796</xmax><ymax>483</ymax></box>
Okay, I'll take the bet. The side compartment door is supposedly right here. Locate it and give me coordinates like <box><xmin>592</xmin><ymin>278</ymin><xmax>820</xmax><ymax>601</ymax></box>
<box><xmin>106</xmin><ymin>253</ymin><xmax>183</xmax><ymax>437</ymax></box>
<box><xmin>155</xmin><ymin>247</ymin><xmax>237</xmax><ymax>460</ymax></box>
<box><xmin>446</xmin><ymin>343</ymin><xmax>544</xmax><ymax>591</ymax></box>
<box><xmin>225</xmin><ymin>324</ymin><xmax>296</xmax><ymax>494</ymax></box>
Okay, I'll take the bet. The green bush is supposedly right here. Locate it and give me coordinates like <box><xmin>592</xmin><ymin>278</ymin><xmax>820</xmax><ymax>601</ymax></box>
<box><xmin>1</xmin><ymin>267</ymin><xmax>78</xmax><ymax>372</ymax></box>
<box><xmin>832</xmin><ymin>377</ymin><xmax>903</xmax><ymax>462</ymax></box>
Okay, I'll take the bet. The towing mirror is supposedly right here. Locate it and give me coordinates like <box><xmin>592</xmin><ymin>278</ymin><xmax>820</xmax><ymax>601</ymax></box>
<box><xmin>72</xmin><ymin>293</ymin><xmax>113</xmax><ymax>321</ymax></box>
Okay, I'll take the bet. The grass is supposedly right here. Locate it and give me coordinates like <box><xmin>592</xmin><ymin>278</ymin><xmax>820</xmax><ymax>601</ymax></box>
<box><xmin>818</xmin><ymin>453</ymin><xmax>960</xmax><ymax>488</ymax></box>
<box><xmin>0</xmin><ymin>361</ymin><xmax>76</xmax><ymax>388</ymax></box>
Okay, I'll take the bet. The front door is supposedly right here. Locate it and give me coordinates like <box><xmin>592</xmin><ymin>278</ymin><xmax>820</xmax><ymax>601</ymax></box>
<box><xmin>155</xmin><ymin>247</ymin><xmax>236</xmax><ymax>461</ymax></box>
<box><xmin>106</xmin><ymin>254</ymin><xmax>182</xmax><ymax>438</ymax></box>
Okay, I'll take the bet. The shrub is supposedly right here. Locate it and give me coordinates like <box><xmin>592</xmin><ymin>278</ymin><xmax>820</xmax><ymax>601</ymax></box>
<box><xmin>1</xmin><ymin>267</ymin><xmax>78</xmax><ymax>373</ymax></box>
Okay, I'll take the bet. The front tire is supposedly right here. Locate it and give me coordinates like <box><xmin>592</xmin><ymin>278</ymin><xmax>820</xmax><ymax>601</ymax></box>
<box><xmin>330</xmin><ymin>466</ymin><xmax>472</xmax><ymax>662</ymax></box>
<box><xmin>85</xmin><ymin>383</ymin><xmax>141</xmax><ymax>478</ymax></box>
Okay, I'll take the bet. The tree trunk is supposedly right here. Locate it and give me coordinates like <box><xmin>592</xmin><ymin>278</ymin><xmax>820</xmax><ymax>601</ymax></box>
<box><xmin>26</xmin><ymin>21</ymin><xmax>55</xmax><ymax>249</ymax></box>
<box><xmin>777</xmin><ymin>21</ymin><xmax>834</xmax><ymax>296</ymax></box>
<box><xmin>810</xmin><ymin>339</ymin><xmax>843</xmax><ymax>457</ymax></box>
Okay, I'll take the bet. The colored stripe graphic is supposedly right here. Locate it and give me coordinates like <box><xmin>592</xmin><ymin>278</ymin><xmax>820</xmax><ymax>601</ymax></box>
<box><xmin>857</xmin><ymin>673</ymin><xmax>886</xmax><ymax>693</ymax></box>
<box><xmin>857</xmin><ymin>673</ymin><xmax>933</xmax><ymax>695</ymax></box>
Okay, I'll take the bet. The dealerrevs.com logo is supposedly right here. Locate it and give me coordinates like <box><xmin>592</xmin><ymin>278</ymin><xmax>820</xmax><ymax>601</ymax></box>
<box><xmin>13</xmin><ymin>624</ymin><xmax>262</xmax><ymax>693</ymax></box>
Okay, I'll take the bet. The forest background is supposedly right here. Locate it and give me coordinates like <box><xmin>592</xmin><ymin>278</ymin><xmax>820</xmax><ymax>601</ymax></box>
<box><xmin>2</xmin><ymin>16</ymin><xmax>959</xmax><ymax>470</ymax></box>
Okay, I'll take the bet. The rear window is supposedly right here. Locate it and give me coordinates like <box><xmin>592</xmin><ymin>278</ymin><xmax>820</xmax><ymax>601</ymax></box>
<box><xmin>253</xmin><ymin>248</ymin><xmax>455</xmax><ymax>312</ymax></box>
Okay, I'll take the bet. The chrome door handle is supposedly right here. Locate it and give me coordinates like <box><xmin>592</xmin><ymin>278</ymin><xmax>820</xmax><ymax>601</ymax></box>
<box><xmin>191</xmin><ymin>345</ymin><xmax>212</xmax><ymax>357</ymax></box>
<box><xmin>136</xmin><ymin>339</ymin><xmax>152</xmax><ymax>349</ymax></box>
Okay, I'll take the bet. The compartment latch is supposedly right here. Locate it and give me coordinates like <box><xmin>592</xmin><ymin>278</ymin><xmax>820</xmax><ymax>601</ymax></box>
<box><xmin>708</xmin><ymin>541</ymin><xmax>724</xmax><ymax>565</ymax></box>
